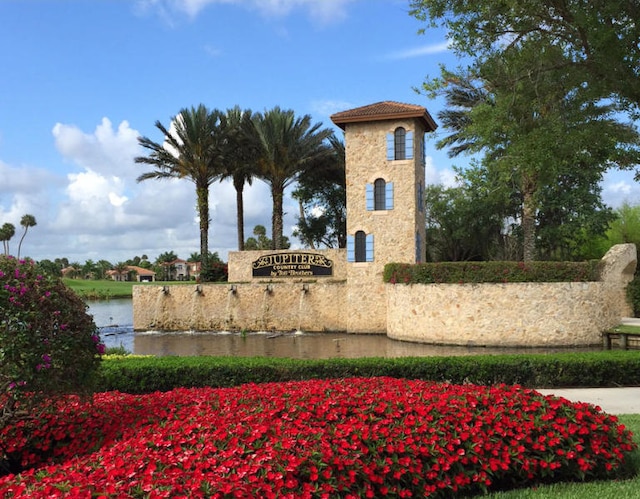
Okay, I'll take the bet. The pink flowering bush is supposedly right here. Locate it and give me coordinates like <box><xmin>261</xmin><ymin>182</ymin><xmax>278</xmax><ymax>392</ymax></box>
<box><xmin>0</xmin><ymin>256</ymin><xmax>104</xmax><ymax>472</ymax></box>
<box><xmin>0</xmin><ymin>377</ymin><xmax>636</xmax><ymax>498</ymax></box>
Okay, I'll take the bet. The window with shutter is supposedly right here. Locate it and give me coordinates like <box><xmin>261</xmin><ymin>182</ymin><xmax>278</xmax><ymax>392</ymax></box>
<box><xmin>394</xmin><ymin>127</ymin><xmax>406</xmax><ymax>160</ymax></box>
<box><xmin>386</xmin><ymin>133</ymin><xmax>394</xmax><ymax>161</ymax></box>
<box><xmin>405</xmin><ymin>131</ymin><xmax>413</xmax><ymax>160</ymax></box>
<box><xmin>346</xmin><ymin>235</ymin><xmax>355</xmax><ymax>262</ymax></box>
<box><xmin>365</xmin><ymin>234</ymin><xmax>374</xmax><ymax>262</ymax></box>
<box><xmin>355</xmin><ymin>231</ymin><xmax>367</xmax><ymax>262</ymax></box>
<box><xmin>374</xmin><ymin>179</ymin><xmax>386</xmax><ymax>210</ymax></box>
<box><xmin>365</xmin><ymin>183</ymin><xmax>374</xmax><ymax>211</ymax></box>
<box><xmin>385</xmin><ymin>181</ymin><xmax>394</xmax><ymax>210</ymax></box>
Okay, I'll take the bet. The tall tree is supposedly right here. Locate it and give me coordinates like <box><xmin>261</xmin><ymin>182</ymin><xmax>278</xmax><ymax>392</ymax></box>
<box><xmin>219</xmin><ymin>106</ymin><xmax>260</xmax><ymax>251</ymax></box>
<box><xmin>0</xmin><ymin>223</ymin><xmax>15</xmax><ymax>256</ymax></box>
<box><xmin>424</xmin><ymin>42</ymin><xmax>640</xmax><ymax>260</ymax></box>
<box><xmin>252</xmin><ymin>107</ymin><xmax>333</xmax><ymax>249</ymax></box>
<box><xmin>16</xmin><ymin>214</ymin><xmax>36</xmax><ymax>259</ymax></box>
<box><xmin>292</xmin><ymin>134</ymin><xmax>347</xmax><ymax>249</ymax></box>
<box><xmin>136</xmin><ymin>105</ymin><xmax>227</xmax><ymax>280</ymax></box>
<box><xmin>410</xmin><ymin>0</ymin><xmax>640</xmax><ymax>115</ymax></box>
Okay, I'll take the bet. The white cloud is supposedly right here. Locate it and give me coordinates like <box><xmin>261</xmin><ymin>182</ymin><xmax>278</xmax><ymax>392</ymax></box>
<box><xmin>42</xmin><ymin>117</ymin><xmax>290</xmax><ymax>263</ymax></box>
<box><xmin>607</xmin><ymin>180</ymin><xmax>632</xmax><ymax>195</ymax></box>
<box><xmin>424</xmin><ymin>156</ymin><xmax>458</xmax><ymax>187</ymax></box>
<box><xmin>0</xmin><ymin>161</ymin><xmax>60</xmax><ymax>255</ymax></box>
<box><xmin>52</xmin><ymin>118</ymin><xmax>142</xmax><ymax>179</ymax></box>
<box><xmin>137</xmin><ymin>0</ymin><xmax>355</xmax><ymax>24</ymax></box>
<box><xmin>602</xmin><ymin>170</ymin><xmax>640</xmax><ymax>208</ymax></box>
<box><xmin>385</xmin><ymin>41</ymin><xmax>451</xmax><ymax>60</ymax></box>
<box><xmin>310</xmin><ymin>99</ymin><xmax>354</xmax><ymax>119</ymax></box>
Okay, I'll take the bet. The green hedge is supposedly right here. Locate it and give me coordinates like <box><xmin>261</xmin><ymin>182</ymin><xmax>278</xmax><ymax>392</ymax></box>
<box><xmin>97</xmin><ymin>351</ymin><xmax>640</xmax><ymax>394</ymax></box>
<box><xmin>383</xmin><ymin>260</ymin><xmax>602</xmax><ymax>284</ymax></box>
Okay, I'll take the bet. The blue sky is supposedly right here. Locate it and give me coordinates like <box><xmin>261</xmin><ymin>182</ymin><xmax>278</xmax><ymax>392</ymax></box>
<box><xmin>1</xmin><ymin>0</ymin><xmax>638</xmax><ymax>265</ymax></box>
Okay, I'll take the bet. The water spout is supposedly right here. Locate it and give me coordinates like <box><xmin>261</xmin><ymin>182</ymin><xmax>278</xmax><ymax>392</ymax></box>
<box><xmin>265</xmin><ymin>284</ymin><xmax>274</xmax><ymax>293</ymax></box>
<box><xmin>229</xmin><ymin>284</ymin><xmax>237</xmax><ymax>294</ymax></box>
<box><xmin>195</xmin><ymin>284</ymin><xmax>203</xmax><ymax>295</ymax></box>
<box><xmin>162</xmin><ymin>285</ymin><xmax>170</xmax><ymax>295</ymax></box>
<box><xmin>297</xmin><ymin>285</ymin><xmax>308</xmax><ymax>332</ymax></box>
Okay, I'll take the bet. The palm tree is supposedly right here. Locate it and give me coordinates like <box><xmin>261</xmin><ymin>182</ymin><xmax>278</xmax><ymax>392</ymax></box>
<box><xmin>435</xmin><ymin>74</ymin><xmax>489</xmax><ymax>158</ymax></box>
<box><xmin>17</xmin><ymin>214</ymin><xmax>36</xmax><ymax>259</ymax></box>
<box><xmin>252</xmin><ymin>107</ymin><xmax>333</xmax><ymax>249</ymax></box>
<box><xmin>220</xmin><ymin>106</ymin><xmax>260</xmax><ymax>250</ymax></box>
<box><xmin>0</xmin><ymin>223</ymin><xmax>15</xmax><ymax>256</ymax></box>
<box><xmin>135</xmin><ymin>105</ymin><xmax>227</xmax><ymax>280</ymax></box>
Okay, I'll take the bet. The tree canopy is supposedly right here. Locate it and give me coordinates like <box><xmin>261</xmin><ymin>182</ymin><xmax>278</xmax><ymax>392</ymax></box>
<box><xmin>413</xmin><ymin>1</ymin><xmax>640</xmax><ymax>260</ymax></box>
<box><xmin>252</xmin><ymin>107</ymin><xmax>334</xmax><ymax>250</ymax></box>
<box><xmin>410</xmin><ymin>0</ymin><xmax>640</xmax><ymax>116</ymax></box>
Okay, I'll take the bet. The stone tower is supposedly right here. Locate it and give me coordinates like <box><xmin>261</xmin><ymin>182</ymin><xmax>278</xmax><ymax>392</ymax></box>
<box><xmin>331</xmin><ymin>101</ymin><xmax>437</xmax><ymax>332</ymax></box>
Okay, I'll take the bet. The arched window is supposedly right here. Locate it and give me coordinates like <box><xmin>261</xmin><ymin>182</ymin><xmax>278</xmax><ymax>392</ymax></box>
<box><xmin>386</xmin><ymin>128</ymin><xmax>414</xmax><ymax>161</ymax></box>
<box><xmin>366</xmin><ymin>180</ymin><xmax>394</xmax><ymax>211</ymax></box>
<box><xmin>347</xmin><ymin>232</ymin><xmax>374</xmax><ymax>262</ymax></box>
<box><xmin>374</xmin><ymin>178</ymin><xmax>386</xmax><ymax>210</ymax></box>
<box><xmin>355</xmin><ymin>230</ymin><xmax>367</xmax><ymax>262</ymax></box>
<box><xmin>394</xmin><ymin>127</ymin><xmax>406</xmax><ymax>160</ymax></box>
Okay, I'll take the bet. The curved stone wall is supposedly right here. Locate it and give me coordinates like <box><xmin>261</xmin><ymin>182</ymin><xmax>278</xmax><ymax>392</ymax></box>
<box><xmin>386</xmin><ymin>244</ymin><xmax>637</xmax><ymax>347</ymax></box>
<box><xmin>386</xmin><ymin>281</ymin><xmax>627</xmax><ymax>347</ymax></box>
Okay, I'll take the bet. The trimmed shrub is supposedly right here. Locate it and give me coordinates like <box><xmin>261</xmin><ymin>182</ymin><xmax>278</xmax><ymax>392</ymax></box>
<box><xmin>384</xmin><ymin>260</ymin><xmax>602</xmax><ymax>285</ymax></box>
<box><xmin>96</xmin><ymin>351</ymin><xmax>640</xmax><ymax>394</ymax></box>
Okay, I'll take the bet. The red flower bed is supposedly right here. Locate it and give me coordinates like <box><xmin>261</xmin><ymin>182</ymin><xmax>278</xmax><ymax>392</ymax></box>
<box><xmin>0</xmin><ymin>377</ymin><xmax>636</xmax><ymax>498</ymax></box>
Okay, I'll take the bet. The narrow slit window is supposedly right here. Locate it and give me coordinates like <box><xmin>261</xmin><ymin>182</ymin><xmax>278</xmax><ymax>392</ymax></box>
<box><xmin>394</xmin><ymin>127</ymin><xmax>406</xmax><ymax>160</ymax></box>
<box><xmin>374</xmin><ymin>178</ymin><xmax>386</xmax><ymax>210</ymax></box>
<box><xmin>355</xmin><ymin>230</ymin><xmax>367</xmax><ymax>262</ymax></box>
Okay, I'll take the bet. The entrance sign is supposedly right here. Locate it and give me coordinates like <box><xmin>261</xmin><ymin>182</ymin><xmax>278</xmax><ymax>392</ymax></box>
<box><xmin>252</xmin><ymin>252</ymin><xmax>333</xmax><ymax>278</ymax></box>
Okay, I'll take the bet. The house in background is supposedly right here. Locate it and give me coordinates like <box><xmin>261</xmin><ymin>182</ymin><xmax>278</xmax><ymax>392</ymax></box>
<box><xmin>161</xmin><ymin>259</ymin><xmax>200</xmax><ymax>281</ymax></box>
<box><xmin>107</xmin><ymin>266</ymin><xmax>156</xmax><ymax>282</ymax></box>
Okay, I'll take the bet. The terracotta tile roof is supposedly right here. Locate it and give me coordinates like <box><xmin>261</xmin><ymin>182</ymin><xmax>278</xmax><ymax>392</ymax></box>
<box><xmin>330</xmin><ymin>101</ymin><xmax>437</xmax><ymax>131</ymax></box>
<box><xmin>126</xmin><ymin>265</ymin><xmax>156</xmax><ymax>276</ymax></box>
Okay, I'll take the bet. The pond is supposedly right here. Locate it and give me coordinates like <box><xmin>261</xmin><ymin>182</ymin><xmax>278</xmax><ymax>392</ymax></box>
<box><xmin>88</xmin><ymin>299</ymin><xmax>598</xmax><ymax>359</ymax></box>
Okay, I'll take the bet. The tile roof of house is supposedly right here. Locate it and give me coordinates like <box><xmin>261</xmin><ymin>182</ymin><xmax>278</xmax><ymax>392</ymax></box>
<box><xmin>126</xmin><ymin>265</ymin><xmax>156</xmax><ymax>276</ymax></box>
<box><xmin>330</xmin><ymin>101</ymin><xmax>437</xmax><ymax>131</ymax></box>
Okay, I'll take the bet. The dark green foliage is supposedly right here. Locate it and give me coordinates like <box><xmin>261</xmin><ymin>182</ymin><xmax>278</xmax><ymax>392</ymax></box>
<box><xmin>424</xmin><ymin>183</ymin><xmax>506</xmax><ymax>261</ymax></box>
<box><xmin>627</xmin><ymin>271</ymin><xmax>640</xmax><ymax>317</ymax></box>
<box><xmin>97</xmin><ymin>351</ymin><xmax>640</xmax><ymax>394</ymax></box>
<box><xmin>383</xmin><ymin>260</ymin><xmax>601</xmax><ymax>284</ymax></box>
<box><xmin>199</xmin><ymin>261</ymin><xmax>228</xmax><ymax>282</ymax></box>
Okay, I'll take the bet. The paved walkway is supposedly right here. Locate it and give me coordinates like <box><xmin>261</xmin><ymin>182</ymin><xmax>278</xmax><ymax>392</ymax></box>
<box><xmin>536</xmin><ymin>318</ymin><xmax>640</xmax><ymax>415</ymax></box>
<box><xmin>536</xmin><ymin>387</ymin><xmax>640</xmax><ymax>415</ymax></box>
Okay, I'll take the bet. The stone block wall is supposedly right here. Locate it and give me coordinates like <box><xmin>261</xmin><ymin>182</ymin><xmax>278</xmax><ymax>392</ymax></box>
<box><xmin>386</xmin><ymin>244</ymin><xmax>636</xmax><ymax>347</ymax></box>
<box><xmin>133</xmin><ymin>244</ymin><xmax>637</xmax><ymax>345</ymax></box>
<box><xmin>133</xmin><ymin>281</ymin><xmax>348</xmax><ymax>332</ymax></box>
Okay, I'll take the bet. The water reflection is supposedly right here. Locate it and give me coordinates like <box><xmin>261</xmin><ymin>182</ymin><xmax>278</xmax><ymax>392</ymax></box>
<box><xmin>133</xmin><ymin>330</ymin><xmax>593</xmax><ymax>359</ymax></box>
<box><xmin>89</xmin><ymin>299</ymin><xmax>599</xmax><ymax>359</ymax></box>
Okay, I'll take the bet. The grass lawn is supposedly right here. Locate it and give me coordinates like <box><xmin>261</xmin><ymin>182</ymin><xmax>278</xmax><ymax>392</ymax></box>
<box><xmin>612</xmin><ymin>325</ymin><xmax>640</xmax><ymax>335</ymax></box>
<box><xmin>485</xmin><ymin>414</ymin><xmax>640</xmax><ymax>498</ymax></box>
<box><xmin>62</xmin><ymin>278</ymin><xmax>156</xmax><ymax>299</ymax></box>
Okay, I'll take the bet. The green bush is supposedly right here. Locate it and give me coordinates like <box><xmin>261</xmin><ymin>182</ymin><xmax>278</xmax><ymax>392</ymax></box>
<box><xmin>627</xmin><ymin>269</ymin><xmax>640</xmax><ymax>317</ymax></box>
<box><xmin>384</xmin><ymin>260</ymin><xmax>602</xmax><ymax>284</ymax></box>
<box><xmin>96</xmin><ymin>351</ymin><xmax>640</xmax><ymax>394</ymax></box>
<box><xmin>0</xmin><ymin>256</ymin><xmax>105</xmax><ymax>439</ymax></box>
